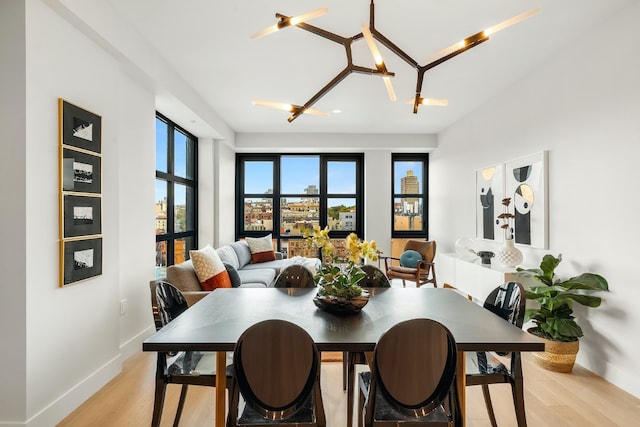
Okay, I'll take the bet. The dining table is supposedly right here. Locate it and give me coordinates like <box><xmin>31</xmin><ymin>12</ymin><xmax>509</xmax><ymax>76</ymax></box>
<box><xmin>143</xmin><ymin>287</ymin><xmax>544</xmax><ymax>427</ymax></box>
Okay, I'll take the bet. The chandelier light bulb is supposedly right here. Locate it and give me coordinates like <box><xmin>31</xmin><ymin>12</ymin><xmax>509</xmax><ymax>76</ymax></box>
<box><xmin>483</xmin><ymin>7</ymin><xmax>541</xmax><ymax>37</ymax></box>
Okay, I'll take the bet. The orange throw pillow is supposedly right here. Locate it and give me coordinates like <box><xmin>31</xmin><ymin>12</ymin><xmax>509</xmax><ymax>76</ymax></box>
<box><xmin>190</xmin><ymin>245</ymin><xmax>232</xmax><ymax>291</ymax></box>
<box><xmin>246</xmin><ymin>234</ymin><xmax>276</xmax><ymax>263</ymax></box>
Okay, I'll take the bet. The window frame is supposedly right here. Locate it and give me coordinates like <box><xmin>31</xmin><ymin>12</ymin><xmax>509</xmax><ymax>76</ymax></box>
<box><xmin>236</xmin><ymin>153</ymin><xmax>364</xmax><ymax>249</ymax></box>
<box><xmin>155</xmin><ymin>112</ymin><xmax>198</xmax><ymax>275</ymax></box>
<box><xmin>391</xmin><ymin>153</ymin><xmax>429</xmax><ymax>239</ymax></box>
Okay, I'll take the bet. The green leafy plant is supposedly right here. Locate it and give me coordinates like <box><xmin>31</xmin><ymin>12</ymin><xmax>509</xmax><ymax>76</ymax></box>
<box><xmin>516</xmin><ymin>254</ymin><xmax>609</xmax><ymax>342</ymax></box>
<box><xmin>303</xmin><ymin>226</ymin><xmax>381</xmax><ymax>299</ymax></box>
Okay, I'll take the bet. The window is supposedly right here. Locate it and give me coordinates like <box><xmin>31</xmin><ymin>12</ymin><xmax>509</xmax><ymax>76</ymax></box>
<box><xmin>155</xmin><ymin>113</ymin><xmax>197</xmax><ymax>278</ymax></box>
<box><xmin>392</xmin><ymin>154</ymin><xmax>428</xmax><ymax>238</ymax></box>
<box><xmin>237</xmin><ymin>154</ymin><xmax>363</xmax><ymax>255</ymax></box>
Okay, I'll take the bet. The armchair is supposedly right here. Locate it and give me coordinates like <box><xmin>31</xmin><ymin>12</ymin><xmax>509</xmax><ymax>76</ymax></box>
<box><xmin>382</xmin><ymin>240</ymin><xmax>437</xmax><ymax>287</ymax></box>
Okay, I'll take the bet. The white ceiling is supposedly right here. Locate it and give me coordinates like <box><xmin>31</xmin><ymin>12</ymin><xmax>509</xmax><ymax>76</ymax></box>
<box><xmin>106</xmin><ymin>0</ymin><xmax>634</xmax><ymax>135</ymax></box>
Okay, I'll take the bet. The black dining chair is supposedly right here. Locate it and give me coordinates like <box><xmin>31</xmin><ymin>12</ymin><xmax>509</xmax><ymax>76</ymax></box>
<box><xmin>227</xmin><ymin>319</ymin><xmax>326</xmax><ymax>426</ymax></box>
<box><xmin>343</xmin><ymin>265</ymin><xmax>391</xmax><ymax>392</ymax></box>
<box><xmin>273</xmin><ymin>264</ymin><xmax>316</xmax><ymax>288</ymax></box>
<box><xmin>466</xmin><ymin>281</ymin><xmax>527</xmax><ymax>427</ymax></box>
<box><xmin>357</xmin><ymin>318</ymin><xmax>460</xmax><ymax>427</ymax></box>
<box><xmin>152</xmin><ymin>281</ymin><xmax>233</xmax><ymax>427</ymax></box>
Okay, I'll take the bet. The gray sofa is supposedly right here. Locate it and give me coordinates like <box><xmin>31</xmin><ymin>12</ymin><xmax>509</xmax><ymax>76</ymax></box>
<box><xmin>160</xmin><ymin>240</ymin><xmax>320</xmax><ymax>306</ymax></box>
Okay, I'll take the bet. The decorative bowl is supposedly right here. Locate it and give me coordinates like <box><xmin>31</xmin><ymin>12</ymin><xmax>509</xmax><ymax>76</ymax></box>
<box><xmin>313</xmin><ymin>291</ymin><xmax>369</xmax><ymax>315</ymax></box>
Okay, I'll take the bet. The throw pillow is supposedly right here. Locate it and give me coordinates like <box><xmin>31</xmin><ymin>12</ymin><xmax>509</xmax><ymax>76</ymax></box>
<box><xmin>189</xmin><ymin>245</ymin><xmax>232</xmax><ymax>291</ymax></box>
<box><xmin>245</xmin><ymin>234</ymin><xmax>276</xmax><ymax>263</ymax></box>
<box><xmin>223</xmin><ymin>262</ymin><xmax>242</xmax><ymax>288</ymax></box>
<box><xmin>399</xmin><ymin>250</ymin><xmax>422</xmax><ymax>268</ymax></box>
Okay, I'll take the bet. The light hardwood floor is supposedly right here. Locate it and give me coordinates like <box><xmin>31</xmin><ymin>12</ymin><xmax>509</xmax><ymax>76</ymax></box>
<box><xmin>58</xmin><ymin>350</ymin><xmax>639</xmax><ymax>427</ymax></box>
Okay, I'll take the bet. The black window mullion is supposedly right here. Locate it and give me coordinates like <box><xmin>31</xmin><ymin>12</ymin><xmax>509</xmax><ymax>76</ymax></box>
<box><xmin>237</xmin><ymin>153</ymin><xmax>364</xmax><ymax>243</ymax></box>
<box><xmin>155</xmin><ymin>112</ymin><xmax>198</xmax><ymax>273</ymax></box>
<box><xmin>391</xmin><ymin>153</ymin><xmax>428</xmax><ymax>239</ymax></box>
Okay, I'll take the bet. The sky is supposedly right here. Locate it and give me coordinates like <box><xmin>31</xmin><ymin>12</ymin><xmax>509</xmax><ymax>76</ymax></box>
<box><xmin>244</xmin><ymin>156</ymin><xmax>358</xmax><ymax>195</ymax></box>
<box><xmin>156</xmin><ymin>118</ymin><xmax>190</xmax><ymax>203</ymax></box>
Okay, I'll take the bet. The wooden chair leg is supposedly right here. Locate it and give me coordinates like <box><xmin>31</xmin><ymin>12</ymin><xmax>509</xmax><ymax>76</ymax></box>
<box><xmin>482</xmin><ymin>384</ymin><xmax>498</xmax><ymax>427</ymax></box>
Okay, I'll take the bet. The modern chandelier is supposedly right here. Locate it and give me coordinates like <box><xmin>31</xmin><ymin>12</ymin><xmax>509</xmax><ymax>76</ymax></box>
<box><xmin>251</xmin><ymin>1</ymin><xmax>540</xmax><ymax>123</ymax></box>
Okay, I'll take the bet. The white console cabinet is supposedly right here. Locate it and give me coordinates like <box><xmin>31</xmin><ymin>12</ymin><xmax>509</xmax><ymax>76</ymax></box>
<box><xmin>437</xmin><ymin>252</ymin><xmax>527</xmax><ymax>303</ymax></box>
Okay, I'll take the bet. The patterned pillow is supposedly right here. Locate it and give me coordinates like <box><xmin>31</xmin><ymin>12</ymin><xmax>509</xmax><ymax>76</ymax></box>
<box><xmin>245</xmin><ymin>234</ymin><xmax>276</xmax><ymax>263</ymax></box>
<box><xmin>189</xmin><ymin>245</ymin><xmax>232</xmax><ymax>291</ymax></box>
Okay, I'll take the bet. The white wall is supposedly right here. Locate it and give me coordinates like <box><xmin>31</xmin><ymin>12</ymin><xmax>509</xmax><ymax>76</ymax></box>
<box><xmin>213</xmin><ymin>140</ymin><xmax>238</xmax><ymax>246</ymax></box>
<box><xmin>0</xmin><ymin>1</ymin><xmax>27</xmax><ymax>423</ymax></box>
<box><xmin>430</xmin><ymin>2</ymin><xmax>640</xmax><ymax>397</ymax></box>
<box><xmin>0</xmin><ymin>0</ymin><xmax>156</xmax><ymax>425</ymax></box>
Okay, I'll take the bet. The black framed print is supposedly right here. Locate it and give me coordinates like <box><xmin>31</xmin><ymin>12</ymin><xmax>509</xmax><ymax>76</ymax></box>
<box><xmin>61</xmin><ymin>237</ymin><xmax>103</xmax><ymax>286</ymax></box>
<box><xmin>59</xmin><ymin>99</ymin><xmax>102</xmax><ymax>154</ymax></box>
<box><xmin>63</xmin><ymin>194</ymin><xmax>102</xmax><ymax>238</ymax></box>
<box><xmin>62</xmin><ymin>148</ymin><xmax>102</xmax><ymax>194</ymax></box>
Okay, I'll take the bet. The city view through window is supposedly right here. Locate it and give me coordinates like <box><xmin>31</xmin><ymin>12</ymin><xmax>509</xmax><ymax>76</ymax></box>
<box><xmin>156</xmin><ymin>155</ymin><xmax>426</xmax><ymax>273</ymax></box>
<box><xmin>240</xmin><ymin>155</ymin><xmax>427</xmax><ymax>240</ymax></box>
<box><xmin>155</xmin><ymin>114</ymin><xmax>197</xmax><ymax>278</ymax></box>
<box><xmin>242</xmin><ymin>156</ymin><xmax>358</xmax><ymax>236</ymax></box>
<box><xmin>394</xmin><ymin>164</ymin><xmax>424</xmax><ymax>232</ymax></box>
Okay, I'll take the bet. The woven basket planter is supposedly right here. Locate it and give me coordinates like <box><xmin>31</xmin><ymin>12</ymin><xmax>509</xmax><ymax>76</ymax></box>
<box><xmin>529</xmin><ymin>329</ymin><xmax>580</xmax><ymax>373</ymax></box>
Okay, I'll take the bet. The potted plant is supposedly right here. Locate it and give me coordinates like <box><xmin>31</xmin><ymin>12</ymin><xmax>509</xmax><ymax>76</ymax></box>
<box><xmin>303</xmin><ymin>225</ymin><xmax>381</xmax><ymax>313</ymax></box>
<box><xmin>516</xmin><ymin>253</ymin><xmax>609</xmax><ymax>372</ymax></box>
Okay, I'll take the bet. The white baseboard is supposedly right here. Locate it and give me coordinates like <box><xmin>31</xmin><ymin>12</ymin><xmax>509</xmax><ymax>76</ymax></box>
<box><xmin>25</xmin><ymin>325</ymin><xmax>155</xmax><ymax>427</ymax></box>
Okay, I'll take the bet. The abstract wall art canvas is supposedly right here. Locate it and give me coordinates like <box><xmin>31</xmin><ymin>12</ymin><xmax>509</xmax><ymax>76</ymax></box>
<box><xmin>505</xmin><ymin>151</ymin><xmax>548</xmax><ymax>249</ymax></box>
<box><xmin>476</xmin><ymin>164</ymin><xmax>505</xmax><ymax>242</ymax></box>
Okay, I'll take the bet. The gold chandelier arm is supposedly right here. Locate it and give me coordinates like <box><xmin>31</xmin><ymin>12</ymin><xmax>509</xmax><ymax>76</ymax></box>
<box><xmin>252</xmin><ymin>100</ymin><xmax>328</xmax><ymax>118</ymax></box>
<box><xmin>361</xmin><ymin>24</ymin><xmax>397</xmax><ymax>102</ymax></box>
<box><xmin>406</xmin><ymin>98</ymin><xmax>448</xmax><ymax>107</ymax></box>
<box><xmin>251</xmin><ymin>7</ymin><xmax>328</xmax><ymax>39</ymax></box>
<box><xmin>254</xmin><ymin>1</ymin><xmax>541</xmax><ymax>122</ymax></box>
<box><xmin>484</xmin><ymin>8</ymin><xmax>540</xmax><ymax>37</ymax></box>
<box><xmin>424</xmin><ymin>8</ymin><xmax>541</xmax><ymax>64</ymax></box>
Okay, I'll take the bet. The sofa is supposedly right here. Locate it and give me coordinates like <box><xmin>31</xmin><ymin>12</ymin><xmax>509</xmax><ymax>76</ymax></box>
<box><xmin>158</xmin><ymin>240</ymin><xmax>320</xmax><ymax>306</ymax></box>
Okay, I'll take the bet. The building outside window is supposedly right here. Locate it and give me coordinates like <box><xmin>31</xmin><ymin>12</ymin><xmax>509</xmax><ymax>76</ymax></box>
<box><xmin>155</xmin><ymin>113</ymin><xmax>197</xmax><ymax>278</ymax></box>
<box><xmin>392</xmin><ymin>153</ymin><xmax>428</xmax><ymax>238</ymax></box>
<box><xmin>237</xmin><ymin>154</ymin><xmax>363</xmax><ymax>256</ymax></box>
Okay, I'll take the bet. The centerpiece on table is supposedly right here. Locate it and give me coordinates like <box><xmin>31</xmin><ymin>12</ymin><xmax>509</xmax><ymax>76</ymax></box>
<box><xmin>303</xmin><ymin>225</ymin><xmax>381</xmax><ymax>314</ymax></box>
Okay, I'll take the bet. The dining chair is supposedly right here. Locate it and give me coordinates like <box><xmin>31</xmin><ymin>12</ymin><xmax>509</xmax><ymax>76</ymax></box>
<box><xmin>357</xmin><ymin>318</ymin><xmax>460</xmax><ymax>427</ymax></box>
<box><xmin>343</xmin><ymin>265</ymin><xmax>391</xmax><ymax>390</ymax></box>
<box><xmin>358</xmin><ymin>264</ymin><xmax>391</xmax><ymax>288</ymax></box>
<box><xmin>273</xmin><ymin>264</ymin><xmax>316</xmax><ymax>288</ymax></box>
<box><xmin>227</xmin><ymin>319</ymin><xmax>326</xmax><ymax>427</ymax></box>
<box><xmin>382</xmin><ymin>240</ymin><xmax>437</xmax><ymax>287</ymax></box>
<box><xmin>466</xmin><ymin>281</ymin><xmax>527</xmax><ymax>427</ymax></box>
<box><xmin>153</xmin><ymin>280</ymin><xmax>233</xmax><ymax>427</ymax></box>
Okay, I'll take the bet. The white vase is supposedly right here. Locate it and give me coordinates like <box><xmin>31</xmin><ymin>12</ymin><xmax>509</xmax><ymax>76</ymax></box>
<box><xmin>496</xmin><ymin>238</ymin><xmax>523</xmax><ymax>268</ymax></box>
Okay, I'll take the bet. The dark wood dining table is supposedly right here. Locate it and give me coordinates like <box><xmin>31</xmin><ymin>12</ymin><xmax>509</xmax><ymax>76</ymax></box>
<box><xmin>143</xmin><ymin>287</ymin><xmax>543</xmax><ymax>426</ymax></box>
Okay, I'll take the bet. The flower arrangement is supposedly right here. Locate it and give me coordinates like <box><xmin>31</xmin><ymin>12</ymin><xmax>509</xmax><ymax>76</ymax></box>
<box><xmin>303</xmin><ymin>225</ymin><xmax>381</xmax><ymax>299</ymax></box>
<box><xmin>497</xmin><ymin>197</ymin><xmax>516</xmax><ymax>240</ymax></box>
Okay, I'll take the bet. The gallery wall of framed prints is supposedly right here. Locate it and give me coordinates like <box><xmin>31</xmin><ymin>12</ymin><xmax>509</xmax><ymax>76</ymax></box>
<box><xmin>58</xmin><ymin>99</ymin><xmax>103</xmax><ymax>287</ymax></box>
